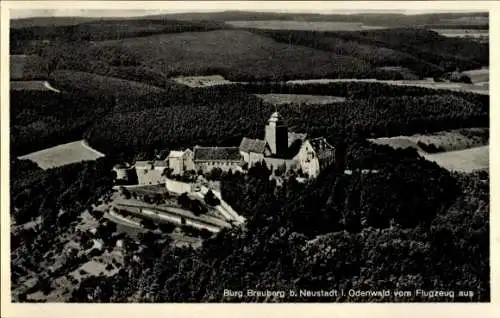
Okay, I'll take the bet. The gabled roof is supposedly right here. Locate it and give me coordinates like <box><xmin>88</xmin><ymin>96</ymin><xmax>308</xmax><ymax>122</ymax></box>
<box><xmin>168</xmin><ymin>150</ymin><xmax>185</xmax><ymax>158</ymax></box>
<box><xmin>239</xmin><ymin>137</ymin><xmax>267</xmax><ymax>154</ymax></box>
<box><xmin>309</xmin><ymin>137</ymin><xmax>335</xmax><ymax>154</ymax></box>
<box><xmin>135</xmin><ymin>161</ymin><xmax>153</xmax><ymax>168</ymax></box>
<box><xmin>193</xmin><ymin>146</ymin><xmax>243</xmax><ymax>161</ymax></box>
<box><xmin>153</xmin><ymin>160</ymin><xmax>168</xmax><ymax>167</ymax></box>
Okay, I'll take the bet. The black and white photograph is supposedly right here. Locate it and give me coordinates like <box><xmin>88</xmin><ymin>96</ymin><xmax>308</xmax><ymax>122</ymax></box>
<box><xmin>1</xmin><ymin>0</ymin><xmax>493</xmax><ymax>310</ymax></box>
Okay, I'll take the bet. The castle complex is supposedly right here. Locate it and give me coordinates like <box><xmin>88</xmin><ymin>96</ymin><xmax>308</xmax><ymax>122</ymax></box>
<box><xmin>115</xmin><ymin>112</ymin><xmax>335</xmax><ymax>185</ymax></box>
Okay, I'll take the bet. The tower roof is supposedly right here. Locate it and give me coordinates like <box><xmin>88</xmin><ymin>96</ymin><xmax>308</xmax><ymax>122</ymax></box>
<box><xmin>268</xmin><ymin>111</ymin><xmax>285</xmax><ymax>124</ymax></box>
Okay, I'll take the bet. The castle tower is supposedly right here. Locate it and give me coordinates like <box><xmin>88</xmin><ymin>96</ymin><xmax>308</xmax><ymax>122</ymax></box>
<box><xmin>265</xmin><ymin>112</ymin><xmax>288</xmax><ymax>157</ymax></box>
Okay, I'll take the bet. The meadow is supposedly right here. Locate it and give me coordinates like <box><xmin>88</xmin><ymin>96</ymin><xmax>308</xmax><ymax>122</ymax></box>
<box><xmin>10</xmin><ymin>81</ymin><xmax>55</xmax><ymax>92</ymax></box>
<box><xmin>226</xmin><ymin>20</ymin><xmax>386</xmax><ymax>31</ymax></box>
<box><xmin>18</xmin><ymin>140</ymin><xmax>105</xmax><ymax>170</ymax></box>
<box><xmin>369</xmin><ymin>128</ymin><xmax>489</xmax><ymax>173</ymax></box>
<box><xmin>424</xmin><ymin>146</ymin><xmax>489</xmax><ymax>173</ymax></box>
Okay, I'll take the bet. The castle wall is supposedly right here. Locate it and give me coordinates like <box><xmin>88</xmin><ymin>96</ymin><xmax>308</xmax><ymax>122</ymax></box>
<box><xmin>196</xmin><ymin>161</ymin><xmax>244</xmax><ymax>173</ymax></box>
<box><xmin>136</xmin><ymin>167</ymin><xmax>166</xmax><ymax>185</ymax></box>
<box><xmin>168</xmin><ymin>157</ymin><xmax>184</xmax><ymax>175</ymax></box>
<box><xmin>263</xmin><ymin>157</ymin><xmax>297</xmax><ymax>172</ymax></box>
<box><xmin>166</xmin><ymin>178</ymin><xmax>192</xmax><ymax>194</ymax></box>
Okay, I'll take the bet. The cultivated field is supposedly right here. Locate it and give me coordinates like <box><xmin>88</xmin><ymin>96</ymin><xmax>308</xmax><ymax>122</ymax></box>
<box><xmin>287</xmin><ymin>78</ymin><xmax>489</xmax><ymax>95</ymax></box>
<box><xmin>10</xmin><ymin>80</ymin><xmax>60</xmax><ymax>92</ymax></box>
<box><xmin>463</xmin><ymin>68</ymin><xmax>489</xmax><ymax>84</ymax></box>
<box><xmin>172</xmin><ymin>75</ymin><xmax>234</xmax><ymax>87</ymax></box>
<box><xmin>18</xmin><ymin>140</ymin><xmax>105</xmax><ymax>170</ymax></box>
<box><xmin>369</xmin><ymin>128</ymin><xmax>488</xmax><ymax>152</ymax></box>
<box><xmin>369</xmin><ymin>128</ymin><xmax>489</xmax><ymax>173</ymax></box>
<box><xmin>226</xmin><ymin>20</ymin><xmax>386</xmax><ymax>31</ymax></box>
<box><xmin>255</xmin><ymin>93</ymin><xmax>346</xmax><ymax>105</ymax></box>
<box><xmin>423</xmin><ymin>146</ymin><xmax>489</xmax><ymax>173</ymax></box>
<box><xmin>432</xmin><ymin>29</ymin><xmax>489</xmax><ymax>38</ymax></box>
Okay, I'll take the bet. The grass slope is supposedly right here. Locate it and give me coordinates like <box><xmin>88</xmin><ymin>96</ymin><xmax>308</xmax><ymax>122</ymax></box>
<box><xmin>18</xmin><ymin>140</ymin><xmax>105</xmax><ymax>170</ymax></box>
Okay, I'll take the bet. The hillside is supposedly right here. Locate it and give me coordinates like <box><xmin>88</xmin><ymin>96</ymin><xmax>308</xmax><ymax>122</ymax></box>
<box><xmin>44</xmin><ymin>29</ymin><xmax>370</xmax><ymax>81</ymax></box>
<box><xmin>84</xmin><ymin>90</ymin><xmax>488</xmax><ymax>161</ymax></box>
<box><xmin>160</xmin><ymin>11</ymin><xmax>488</xmax><ymax>27</ymax></box>
<box><xmin>255</xmin><ymin>28</ymin><xmax>487</xmax><ymax>77</ymax></box>
<box><xmin>10</xmin><ymin>18</ymin><xmax>229</xmax><ymax>54</ymax></box>
<box><xmin>10</xmin><ymin>54</ymin><xmax>48</xmax><ymax>80</ymax></box>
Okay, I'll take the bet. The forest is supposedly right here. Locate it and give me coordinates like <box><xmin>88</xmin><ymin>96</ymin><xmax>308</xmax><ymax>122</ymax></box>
<box><xmin>11</xmin><ymin>22</ymin><xmax>488</xmax><ymax>83</ymax></box>
<box><xmin>68</xmin><ymin>142</ymin><xmax>489</xmax><ymax>302</ymax></box>
<box><xmin>9</xmin><ymin>13</ymin><xmax>489</xmax><ymax>302</ymax></box>
<box><xmin>256</xmin><ymin>28</ymin><xmax>488</xmax><ymax>77</ymax></box>
<box><xmin>11</xmin><ymin>77</ymin><xmax>489</xmax><ymax>160</ymax></box>
<box><xmin>84</xmin><ymin>90</ymin><xmax>487</xmax><ymax>162</ymax></box>
<box><xmin>10</xmin><ymin>18</ymin><xmax>228</xmax><ymax>53</ymax></box>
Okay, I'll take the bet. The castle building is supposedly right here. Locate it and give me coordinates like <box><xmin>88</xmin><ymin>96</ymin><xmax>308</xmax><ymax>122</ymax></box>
<box><xmin>193</xmin><ymin>146</ymin><xmax>245</xmax><ymax>173</ymax></box>
<box><xmin>131</xmin><ymin>112</ymin><xmax>335</xmax><ymax>185</ymax></box>
<box><xmin>112</xmin><ymin>163</ymin><xmax>134</xmax><ymax>183</ymax></box>
<box><xmin>167</xmin><ymin>149</ymin><xmax>195</xmax><ymax>175</ymax></box>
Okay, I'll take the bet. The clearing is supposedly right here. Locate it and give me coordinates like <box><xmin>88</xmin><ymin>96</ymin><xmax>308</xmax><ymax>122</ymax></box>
<box><xmin>423</xmin><ymin>146</ymin><xmax>489</xmax><ymax>173</ymax></box>
<box><xmin>462</xmin><ymin>68</ymin><xmax>489</xmax><ymax>84</ymax></box>
<box><xmin>369</xmin><ymin>128</ymin><xmax>488</xmax><ymax>152</ymax></box>
<box><xmin>431</xmin><ymin>29</ymin><xmax>489</xmax><ymax>39</ymax></box>
<box><xmin>286</xmin><ymin>78</ymin><xmax>489</xmax><ymax>95</ymax></box>
<box><xmin>255</xmin><ymin>93</ymin><xmax>346</xmax><ymax>105</ymax></box>
<box><xmin>172</xmin><ymin>75</ymin><xmax>234</xmax><ymax>87</ymax></box>
<box><xmin>18</xmin><ymin>140</ymin><xmax>105</xmax><ymax>170</ymax></box>
<box><xmin>10</xmin><ymin>81</ymin><xmax>60</xmax><ymax>93</ymax></box>
<box><xmin>369</xmin><ymin>128</ymin><xmax>489</xmax><ymax>173</ymax></box>
<box><xmin>226</xmin><ymin>20</ymin><xmax>386</xmax><ymax>31</ymax></box>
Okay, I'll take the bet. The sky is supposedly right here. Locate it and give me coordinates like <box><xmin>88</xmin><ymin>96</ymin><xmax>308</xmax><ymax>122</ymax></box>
<box><xmin>7</xmin><ymin>1</ymin><xmax>489</xmax><ymax>19</ymax></box>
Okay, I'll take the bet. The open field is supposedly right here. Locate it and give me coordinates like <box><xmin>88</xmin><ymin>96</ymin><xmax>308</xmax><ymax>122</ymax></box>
<box><xmin>369</xmin><ymin>129</ymin><xmax>489</xmax><ymax>173</ymax></box>
<box><xmin>172</xmin><ymin>75</ymin><xmax>233</xmax><ymax>87</ymax></box>
<box><xmin>286</xmin><ymin>78</ymin><xmax>489</xmax><ymax>95</ymax></box>
<box><xmin>463</xmin><ymin>68</ymin><xmax>489</xmax><ymax>84</ymax></box>
<box><xmin>255</xmin><ymin>93</ymin><xmax>346</xmax><ymax>105</ymax></box>
<box><xmin>369</xmin><ymin>128</ymin><xmax>488</xmax><ymax>152</ymax></box>
<box><xmin>432</xmin><ymin>29</ymin><xmax>489</xmax><ymax>38</ymax></box>
<box><xmin>423</xmin><ymin>146</ymin><xmax>489</xmax><ymax>173</ymax></box>
<box><xmin>226</xmin><ymin>20</ymin><xmax>386</xmax><ymax>31</ymax></box>
<box><xmin>10</xmin><ymin>80</ymin><xmax>61</xmax><ymax>92</ymax></box>
<box><xmin>18</xmin><ymin>140</ymin><xmax>105</xmax><ymax>170</ymax></box>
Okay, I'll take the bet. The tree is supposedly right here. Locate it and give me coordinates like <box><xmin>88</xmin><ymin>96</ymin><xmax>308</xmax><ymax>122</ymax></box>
<box><xmin>204</xmin><ymin>190</ymin><xmax>221</xmax><ymax>206</ymax></box>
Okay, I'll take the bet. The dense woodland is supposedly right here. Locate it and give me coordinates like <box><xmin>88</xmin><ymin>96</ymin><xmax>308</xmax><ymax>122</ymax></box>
<box><xmin>11</xmin><ymin>11</ymin><xmax>488</xmax><ymax>29</ymax></box>
<box><xmin>68</xmin><ymin>145</ymin><xmax>489</xmax><ymax>302</ymax></box>
<box><xmin>11</xmin><ymin>77</ymin><xmax>489</xmax><ymax>159</ymax></box>
<box><xmin>10</xmin><ymin>18</ymin><xmax>228</xmax><ymax>53</ymax></box>
<box><xmin>256</xmin><ymin>28</ymin><xmax>488</xmax><ymax>77</ymax></box>
<box><xmin>11</xmin><ymin>21</ymin><xmax>488</xmax><ymax>82</ymax></box>
<box><xmin>10</xmin><ymin>13</ymin><xmax>490</xmax><ymax>302</ymax></box>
